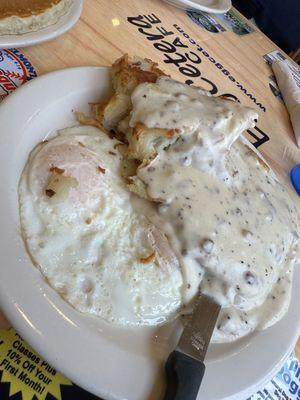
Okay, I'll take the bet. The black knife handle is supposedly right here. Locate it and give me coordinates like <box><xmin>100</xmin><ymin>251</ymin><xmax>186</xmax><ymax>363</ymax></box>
<box><xmin>163</xmin><ymin>350</ymin><xmax>205</xmax><ymax>400</ymax></box>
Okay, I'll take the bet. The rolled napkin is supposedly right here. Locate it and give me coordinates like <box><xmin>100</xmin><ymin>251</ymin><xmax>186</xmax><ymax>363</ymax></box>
<box><xmin>272</xmin><ymin>60</ymin><xmax>300</xmax><ymax>147</ymax></box>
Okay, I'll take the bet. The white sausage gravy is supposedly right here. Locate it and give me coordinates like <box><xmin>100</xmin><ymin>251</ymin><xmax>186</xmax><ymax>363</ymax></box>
<box><xmin>129</xmin><ymin>77</ymin><xmax>299</xmax><ymax>342</ymax></box>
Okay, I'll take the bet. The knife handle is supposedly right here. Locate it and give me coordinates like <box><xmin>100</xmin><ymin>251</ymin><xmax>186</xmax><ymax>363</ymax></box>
<box><xmin>163</xmin><ymin>350</ymin><xmax>205</xmax><ymax>400</ymax></box>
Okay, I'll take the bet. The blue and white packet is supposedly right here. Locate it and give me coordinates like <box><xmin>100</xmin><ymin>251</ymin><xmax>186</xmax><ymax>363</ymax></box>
<box><xmin>248</xmin><ymin>353</ymin><xmax>300</xmax><ymax>400</ymax></box>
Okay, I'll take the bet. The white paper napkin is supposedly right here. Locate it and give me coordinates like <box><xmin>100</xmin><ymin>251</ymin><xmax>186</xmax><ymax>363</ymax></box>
<box><xmin>272</xmin><ymin>60</ymin><xmax>300</xmax><ymax>147</ymax></box>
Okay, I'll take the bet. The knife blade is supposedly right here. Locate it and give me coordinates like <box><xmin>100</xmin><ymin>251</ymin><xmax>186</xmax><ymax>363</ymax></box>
<box><xmin>163</xmin><ymin>294</ymin><xmax>221</xmax><ymax>400</ymax></box>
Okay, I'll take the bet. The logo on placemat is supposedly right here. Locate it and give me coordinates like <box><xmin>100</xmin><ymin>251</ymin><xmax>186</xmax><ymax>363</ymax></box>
<box><xmin>216</xmin><ymin>10</ymin><xmax>254</xmax><ymax>35</ymax></box>
<box><xmin>0</xmin><ymin>49</ymin><xmax>37</xmax><ymax>102</ymax></box>
<box><xmin>187</xmin><ymin>10</ymin><xmax>226</xmax><ymax>33</ymax></box>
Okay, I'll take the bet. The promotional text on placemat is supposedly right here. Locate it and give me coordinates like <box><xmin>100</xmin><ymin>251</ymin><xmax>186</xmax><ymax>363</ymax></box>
<box><xmin>0</xmin><ymin>328</ymin><xmax>71</xmax><ymax>400</ymax></box>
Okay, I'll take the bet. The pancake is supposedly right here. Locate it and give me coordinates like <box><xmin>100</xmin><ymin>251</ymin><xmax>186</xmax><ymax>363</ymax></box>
<box><xmin>0</xmin><ymin>0</ymin><xmax>72</xmax><ymax>35</ymax></box>
<box><xmin>0</xmin><ymin>0</ymin><xmax>61</xmax><ymax>18</ymax></box>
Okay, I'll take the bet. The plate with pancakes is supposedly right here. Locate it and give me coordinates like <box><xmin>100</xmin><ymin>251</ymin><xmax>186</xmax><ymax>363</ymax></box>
<box><xmin>0</xmin><ymin>56</ymin><xmax>299</xmax><ymax>400</ymax></box>
<box><xmin>0</xmin><ymin>0</ymin><xmax>83</xmax><ymax>49</ymax></box>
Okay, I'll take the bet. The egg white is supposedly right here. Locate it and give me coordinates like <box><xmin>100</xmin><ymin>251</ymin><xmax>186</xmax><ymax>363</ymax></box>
<box><xmin>19</xmin><ymin>126</ymin><xmax>183</xmax><ymax>325</ymax></box>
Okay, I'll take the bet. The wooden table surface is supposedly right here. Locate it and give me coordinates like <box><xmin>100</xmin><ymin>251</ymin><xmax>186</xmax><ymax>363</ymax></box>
<box><xmin>2</xmin><ymin>0</ymin><xmax>300</xmax><ymax>381</ymax></box>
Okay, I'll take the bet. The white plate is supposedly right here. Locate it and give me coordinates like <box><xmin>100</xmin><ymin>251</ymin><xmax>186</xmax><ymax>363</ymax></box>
<box><xmin>162</xmin><ymin>0</ymin><xmax>231</xmax><ymax>14</ymax></box>
<box><xmin>0</xmin><ymin>0</ymin><xmax>83</xmax><ymax>49</ymax></box>
<box><xmin>0</xmin><ymin>67</ymin><xmax>299</xmax><ymax>400</ymax></box>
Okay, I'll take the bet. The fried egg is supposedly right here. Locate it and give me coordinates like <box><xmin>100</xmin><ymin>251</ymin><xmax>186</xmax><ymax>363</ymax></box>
<box><xmin>19</xmin><ymin>126</ymin><xmax>183</xmax><ymax>325</ymax></box>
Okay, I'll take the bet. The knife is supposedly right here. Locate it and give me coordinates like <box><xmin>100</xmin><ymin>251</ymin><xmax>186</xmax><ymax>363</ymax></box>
<box><xmin>164</xmin><ymin>294</ymin><xmax>221</xmax><ymax>400</ymax></box>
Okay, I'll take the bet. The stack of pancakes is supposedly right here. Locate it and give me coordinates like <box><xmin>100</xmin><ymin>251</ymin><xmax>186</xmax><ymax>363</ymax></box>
<box><xmin>0</xmin><ymin>0</ymin><xmax>72</xmax><ymax>35</ymax></box>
